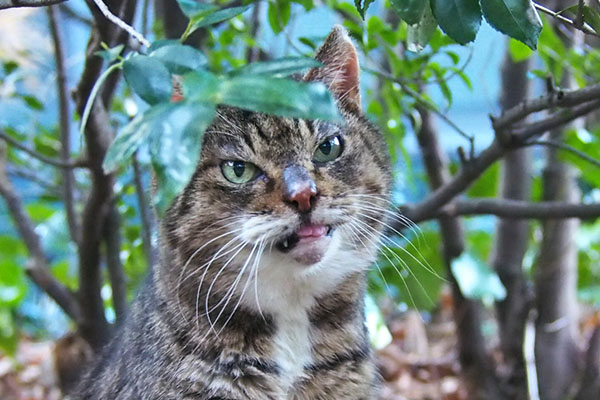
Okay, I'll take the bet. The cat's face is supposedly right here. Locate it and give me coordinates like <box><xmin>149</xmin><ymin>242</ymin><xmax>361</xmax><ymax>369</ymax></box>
<box><xmin>163</xmin><ymin>27</ymin><xmax>391</xmax><ymax>306</ymax></box>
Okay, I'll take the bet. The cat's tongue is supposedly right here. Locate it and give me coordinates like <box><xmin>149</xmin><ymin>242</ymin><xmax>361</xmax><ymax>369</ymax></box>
<box><xmin>296</xmin><ymin>224</ymin><xmax>328</xmax><ymax>240</ymax></box>
<box><xmin>283</xmin><ymin>224</ymin><xmax>332</xmax><ymax>265</ymax></box>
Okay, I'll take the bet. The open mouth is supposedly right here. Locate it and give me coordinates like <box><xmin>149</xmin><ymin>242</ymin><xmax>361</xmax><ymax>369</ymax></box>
<box><xmin>276</xmin><ymin>224</ymin><xmax>333</xmax><ymax>253</ymax></box>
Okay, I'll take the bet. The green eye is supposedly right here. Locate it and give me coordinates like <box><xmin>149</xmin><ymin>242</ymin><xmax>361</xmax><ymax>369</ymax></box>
<box><xmin>313</xmin><ymin>135</ymin><xmax>343</xmax><ymax>163</ymax></box>
<box><xmin>221</xmin><ymin>161</ymin><xmax>260</xmax><ymax>183</ymax></box>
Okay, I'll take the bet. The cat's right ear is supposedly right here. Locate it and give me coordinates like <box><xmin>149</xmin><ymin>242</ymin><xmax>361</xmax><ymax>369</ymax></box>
<box><xmin>304</xmin><ymin>25</ymin><xmax>361</xmax><ymax>112</ymax></box>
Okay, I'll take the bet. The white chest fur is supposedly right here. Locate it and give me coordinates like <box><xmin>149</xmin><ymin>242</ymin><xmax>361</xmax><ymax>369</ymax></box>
<box><xmin>271</xmin><ymin>308</ymin><xmax>313</xmax><ymax>389</ymax></box>
<box><xmin>238</xmin><ymin>231</ymin><xmax>372</xmax><ymax>391</ymax></box>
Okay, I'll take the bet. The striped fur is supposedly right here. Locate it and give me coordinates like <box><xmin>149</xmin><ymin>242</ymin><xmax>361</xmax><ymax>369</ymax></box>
<box><xmin>73</xmin><ymin>26</ymin><xmax>391</xmax><ymax>400</ymax></box>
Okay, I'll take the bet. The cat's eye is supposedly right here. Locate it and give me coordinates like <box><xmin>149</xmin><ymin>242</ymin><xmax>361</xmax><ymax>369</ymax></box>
<box><xmin>221</xmin><ymin>161</ymin><xmax>260</xmax><ymax>184</ymax></box>
<box><xmin>313</xmin><ymin>135</ymin><xmax>343</xmax><ymax>163</ymax></box>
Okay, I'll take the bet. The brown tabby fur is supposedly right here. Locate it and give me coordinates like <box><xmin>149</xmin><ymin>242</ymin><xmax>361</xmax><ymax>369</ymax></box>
<box><xmin>73</xmin><ymin>26</ymin><xmax>391</xmax><ymax>400</ymax></box>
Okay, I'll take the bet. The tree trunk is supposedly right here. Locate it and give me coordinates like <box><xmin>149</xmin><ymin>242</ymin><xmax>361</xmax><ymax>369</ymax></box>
<box><xmin>416</xmin><ymin>108</ymin><xmax>503</xmax><ymax>400</ymax></box>
<box><xmin>534</xmin><ymin>2</ymin><xmax>583</xmax><ymax>398</ymax></box>
<box><xmin>534</xmin><ymin>155</ymin><xmax>581</xmax><ymax>400</ymax></box>
<box><xmin>491</xmin><ymin>47</ymin><xmax>532</xmax><ymax>400</ymax></box>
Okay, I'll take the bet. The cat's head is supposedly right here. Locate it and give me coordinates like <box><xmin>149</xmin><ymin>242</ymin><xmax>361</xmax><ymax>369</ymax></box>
<box><xmin>163</xmin><ymin>26</ymin><xmax>391</xmax><ymax>298</ymax></box>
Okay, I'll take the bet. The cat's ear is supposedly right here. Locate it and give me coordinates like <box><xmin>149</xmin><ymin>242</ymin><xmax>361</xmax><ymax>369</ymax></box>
<box><xmin>304</xmin><ymin>25</ymin><xmax>361</xmax><ymax>111</ymax></box>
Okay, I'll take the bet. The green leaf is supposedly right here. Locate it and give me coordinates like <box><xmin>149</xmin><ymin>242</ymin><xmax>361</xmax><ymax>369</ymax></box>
<box><xmin>481</xmin><ymin>0</ymin><xmax>543</xmax><ymax>49</ymax></box>
<box><xmin>149</xmin><ymin>102</ymin><xmax>215</xmax><ymax>213</ymax></box>
<box><xmin>390</xmin><ymin>0</ymin><xmax>427</xmax><ymax>25</ymax></box>
<box><xmin>221</xmin><ymin>76</ymin><xmax>342</xmax><ymax>122</ymax></box>
<box><xmin>451</xmin><ymin>253</ymin><xmax>506</xmax><ymax>305</ymax></box>
<box><xmin>80</xmin><ymin>62</ymin><xmax>122</xmax><ymax>136</ymax></box>
<box><xmin>184</xmin><ymin>5</ymin><xmax>250</xmax><ymax>40</ymax></box>
<box><xmin>103</xmin><ymin>104</ymin><xmax>175</xmax><ymax>173</ymax></box>
<box><xmin>0</xmin><ymin>309</ymin><xmax>17</xmax><ymax>355</ymax></box>
<box><xmin>508</xmin><ymin>38</ymin><xmax>533</xmax><ymax>61</ymax></box>
<box><xmin>579</xmin><ymin>286</ymin><xmax>600</xmax><ymax>306</ymax></box>
<box><xmin>149</xmin><ymin>44</ymin><xmax>207</xmax><ymax>75</ymax></box>
<box><xmin>267</xmin><ymin>0</ymin><xmax>291</xmax><ymax>34</ymax></box>
<box><xmin>430</xmin><ymin>0</ymin><xmax>482</xmax><ymax>44</ymax></box>
<box><xmin>298</xmin><ymin>37</ymin><xmax>317</xmax><ymax>50</ymax></box>
<box><xmin>467</xmin><ymin>162</ymin><xmax>499</xmax><ymax>198</ymax></box>
<box><xmin>354</xmin><ymin>0</ymin><xmax>375</xmax><ymax>19</ymax></box>
<box><xmin>22</xmin><ymin>95</ymin><xmax>44</xmax><ymax>111</ymax></box>
<box><xmin>557</xmin><ymin>5</ymin><xmax>600</xmax><ymax>34</ymax></box>
<box><xmin>583</xmin><ymin>6</ymin><xmax>600</xmax><ymax>34</ymax></box>
<box><xmin>0</xmin><ymin>236</ymin><xmax>25</xmax><ymax>258</ymax></box>
<box><xmin>123</xmin><ymin>55</ymin><xmax>172</xmax><ymax>105</ymax></box>
<box><xmin>148</xmin><ymin>39</ymin><xmax>179</xmax><ymax>52</ymax></box>
<box><xmin>3</xmin><ymin>60</ymin><xmax>18</xmax><ymax>75</ymax></box>
<box><xmin>407</xmin><ymin>3</ymin><xmax>438</xmax><ymax>52</ymax></box>
<box><xmin>229</xmin><ymin>57</ymin><xmax>321</xmax><ymax>77</ymax></box>
<box><xmin>0</xmin><ymin>260</ymin><xmax>26</xmax><ymax>307</ymax></box>
<box><xmin>176</xmin><ymin>0</ymin><xmax>215</xmax><ymax>18</ymax></box>
<box><xmin>95</xmin><ymin>44</ymin><xmax>124</xmax><ymax>62</ymax></box>
<box><xmin>25</xmin><ymin>202</ymin><xmax>55</xmax><ymax>222</ymax></box>
<box><xmin>52</xmin><ymin>260</ymin><xmax>77</xmax><ymax>290</ymax></box>
<box><xmin>370</xmin><ymin>230</ymin><xmax>445</xmax><ymax>311</ymax></box>
<box><xmin>181</xmin><ymin>70</ymin><xmax>222</xmax><ymax>101</ymax></box>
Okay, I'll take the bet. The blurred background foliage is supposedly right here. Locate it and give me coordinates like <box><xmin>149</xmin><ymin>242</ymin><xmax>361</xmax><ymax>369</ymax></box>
<box><xmin>1</xmin><ymin>0</ymin><xmax>600</xmax><ymax>398</ymax></box>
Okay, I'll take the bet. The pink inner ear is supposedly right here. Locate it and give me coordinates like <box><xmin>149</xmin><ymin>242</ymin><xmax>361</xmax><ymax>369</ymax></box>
<box><xmin>305</xmin><ymin>27</ymin><xmax>362</xmax><ymax>110</ymax></box>
<box><xmin>334</xmin><ymin>44</ymin><xmax>360</xmax><ymax>108</ymax></box>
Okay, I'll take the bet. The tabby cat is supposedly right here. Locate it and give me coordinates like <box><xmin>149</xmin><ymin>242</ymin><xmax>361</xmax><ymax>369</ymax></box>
<box><xmin>73</xmin><ymin>25</ymin><xmax>391</xmax><ymax>400</ymax></box>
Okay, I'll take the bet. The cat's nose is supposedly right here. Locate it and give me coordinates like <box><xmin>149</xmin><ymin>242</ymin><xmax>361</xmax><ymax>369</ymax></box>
<box><xmin>282</xmin><ymin>165</ymin><xmax>318</xmax><ymax>213</ymax></box>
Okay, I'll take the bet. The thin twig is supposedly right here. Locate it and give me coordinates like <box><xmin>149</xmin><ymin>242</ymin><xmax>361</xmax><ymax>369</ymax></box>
<box><xmin>0</xmin><ymin>129</ymin><xmax>87</xmax><ymax>169</ymax></box>
<box><xmin>576</xmin><ymin>0</ymin><xmax>585</xmax><ymax>28</ymax></box>
<box><xmin>525</xmin><ymin>139</ymin><xmax>600</xmax><ymax>168</ymax></box>
<box><xmin>7</xmin><ymin>166</ymin><xmax>62</xmax><ymax>196</ymax></box>
<box><xmin>534</xmin><ymin>2</ymin><xmax>600</xmax><ymax>37</ymax></box>
<box><xmin>0</xmin><ymin>146</ymin><xmax>82</xmax><ymax>322</ymax></box>
<box><xmin>0</xmin><ymin>0</ymin><xmax>65</xmax><ymax>9</ymax></box>
<box><xmin>493</xmin><ymin>82</ymin><xmax>600</xmax><ymax>131</ymax></box>
<box><xmin>90</xmin><ymin>0</ymin><xmax>150</xmax><ymax>47</ymax></box>
<box><xmin>58</xmin><ymin>3</ymin><xmax>93</xmax><ymax>25</ymax></box>
<box><xmin>133</xmin><ymin>154</ymin><xmax>155</xmax><ymax>269</ymax></box>
<box><xmin>365</xmin><ymin>67</ymin><xmax>475</xmax><ymax>148</ymax></box>
<box><xmin>103</xmin><ymin>204</ymin><xmax>127</xmax><ymax>324</ymax></box>
<box><xmin>511</xmin><ymin>99</ymin><xmax>600</xmax><ymax>141</ymax></box>
<box><xmin>48</xmin><ymin>5</ymin><xmax>80</xmax><ymax>244</ymax></box>
<box><xmin>435</xmin><ymin>198</ymin><xmax>600</xmax><ymax>220</ymax></box>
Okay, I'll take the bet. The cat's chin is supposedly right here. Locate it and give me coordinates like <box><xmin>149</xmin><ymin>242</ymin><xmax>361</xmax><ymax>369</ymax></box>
<box><xmin>276</xmin><ymin>224</ymin><xmax>334</xmax><ymax>265</ymax></box>
<box><xmin>288</xmin><ymin>235</ymin><xmax>332</xmax><ymax>265</ymax></box>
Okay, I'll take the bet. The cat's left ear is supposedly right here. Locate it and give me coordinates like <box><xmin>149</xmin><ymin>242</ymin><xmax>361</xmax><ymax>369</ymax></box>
<box><xmin>304</xmin><ymin>25</ymin><xmax>361</xmax><ymax>112</ymax></box>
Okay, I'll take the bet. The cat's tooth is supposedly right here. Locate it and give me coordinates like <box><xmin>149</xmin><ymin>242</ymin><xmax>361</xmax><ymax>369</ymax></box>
<box><xmin>283</xmin><ymin>240</ymin><xmax>288</xmax><ymax>248</ymax></box>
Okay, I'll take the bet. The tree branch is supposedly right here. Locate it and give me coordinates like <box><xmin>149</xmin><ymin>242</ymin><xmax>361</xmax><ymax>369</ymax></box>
<box><xmin>401</xmin><ymin>96</ymin><xmax>600</xmax><ymax>226</ymax></box>
<box><xmin>493</xmin><ymin>82</ymin><xmax>600</xmax><ymax>131</ymax></box>
<box><xmin>58</xmin><ymin>3</ymin><xmax>92</xmax><ymax>25</ymax></box>
<box><xmin>133</xmin><ymin>154</ymin><xmax>156</xmax><ymax>268</ymax></box>
<box><xmin>90</xmin><ymin>0</ymin><xmax>149</xmax><ymax>47</ymax></box>
<box><xmin>511</xmin><ymin>99</ymin><xmax>600</xmax><ymax>141</ymax></box>
<box><xmin>435</xmin><ymin>199</ymin><xmax>600</xmax><ymax>220</ymax></box>
<box><xmin>0</xmin><ymin>129</ymin><xmax>88</xmax><ymax>169</ymax></box>
<box><xmin>525</xmin><ymin>139</ymin><xmax>600</xmax><ymax>168</ymax></box>
<box><xmin>0</xmin><ymin>146</ymin><xmax>81</xmax><ymax>323</ymax></box>
<box><xmin>401</xmin><ymin>141</ymin><xmax>504</xmax><ymax>224</ymax></box>
<box><xmin>0</xmin><ymin>0</ymin><xmax>65</xmax><ymax>9</ymax></box>
<box><xmin>103</xmin><ymin>204</ymin><xmax>127</xmax><ymax>324</ymax></box>
<box><xmin>48</xmin><ymin>5</ymin><xmax>80</xmax><ymax>244</ymax></box>
<box><xmin>534</xmin><ymin>2</ymin><xmax>600</xmax><ymax>37</ymax></box>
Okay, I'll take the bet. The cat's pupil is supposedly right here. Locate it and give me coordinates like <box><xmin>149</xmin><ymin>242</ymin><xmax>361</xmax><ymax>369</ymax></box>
<box><xmin>319</xmin><ymin>141</ymin><xmax>332</xmax><ymax>155</ymax></box>
<box><xmin>233</xmin><ymin>161</ymin><xmax>245</xmax><ymax>177</ymax></box>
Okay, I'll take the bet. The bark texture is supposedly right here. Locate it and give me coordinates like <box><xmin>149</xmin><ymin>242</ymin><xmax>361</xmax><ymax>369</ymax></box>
<box><xmin>491</xmin><ymin>49</ymin><xmax>532</xmax><ymax>400</ymax></box>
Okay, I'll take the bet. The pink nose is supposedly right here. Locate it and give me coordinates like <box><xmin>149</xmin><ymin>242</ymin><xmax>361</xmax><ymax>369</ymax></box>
<box><xmin>283</xmin><ymin>165</ymin><xmax>318</xmax><ymax>213</ymax></box>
